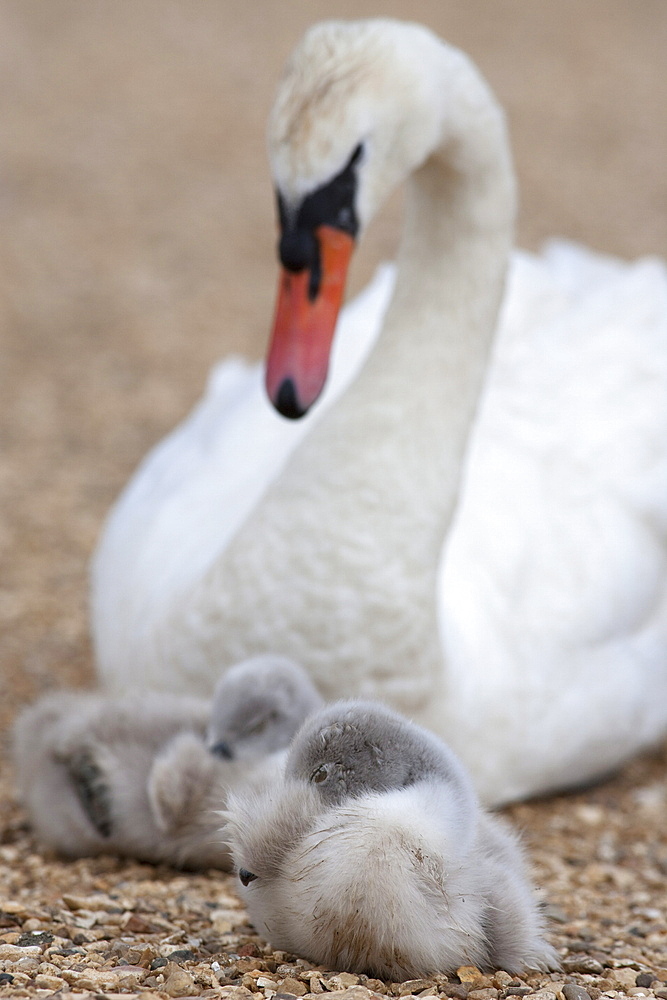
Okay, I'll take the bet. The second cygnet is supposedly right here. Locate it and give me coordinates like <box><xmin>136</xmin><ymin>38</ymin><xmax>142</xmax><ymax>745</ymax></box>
<box><xmin>226</xmin><ymin>701</ymin><xmax>558</xmax><ymax>980</ymax></box>
<box><xmin>13</xmin><ymin>654</ymin><xmax>322</xmax><ymax>869</ymax></box>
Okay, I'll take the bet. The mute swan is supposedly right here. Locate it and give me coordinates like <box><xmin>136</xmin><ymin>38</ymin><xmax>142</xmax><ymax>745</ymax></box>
<box><xmin>92</xmin><ymin>19</ymin><xmax>667</xmax><ymax>805</ymax></box>
<box><xmin>12</xmin><ymin>654</ymin><xmax>315</xmax><ymax>867</ymax></box>
<box><xmin>226</xmin><ymin>701</ymin><xmax>558</xmax><ymax>979</ymax></box>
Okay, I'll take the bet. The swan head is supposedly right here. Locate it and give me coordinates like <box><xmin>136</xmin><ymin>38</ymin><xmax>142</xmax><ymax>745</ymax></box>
<box><xmin>265</xmin><ymin>19</ymin><xmax>458</xmax><ymax>418</ymax></box>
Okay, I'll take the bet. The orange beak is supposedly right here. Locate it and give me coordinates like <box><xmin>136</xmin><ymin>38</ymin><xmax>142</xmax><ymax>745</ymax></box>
<box><xmin>265</xmin><ymin>225</ymin><xmax>355</xmax><ymax>418</ymax></box>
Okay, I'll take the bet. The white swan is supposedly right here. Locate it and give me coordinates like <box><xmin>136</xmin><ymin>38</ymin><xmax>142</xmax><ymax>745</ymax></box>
<box><xmin>92</xmin><ymin>18</ymin><xmax>667</xmax><ymax>805</ymax></box>
<box><xmin>226</xmin><ymin>700</ymin><xmax>558</xmax><ymax>978</ymax></box>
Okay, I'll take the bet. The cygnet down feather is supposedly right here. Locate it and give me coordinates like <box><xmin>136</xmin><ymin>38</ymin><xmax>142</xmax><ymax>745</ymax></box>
<box><xmin>12</xmin><ymin>654</ymin><xmax>321</xmax><ymax>868</ymax></box>
<box><xmin>226</xmin><ymin>701</ymin><xmax>559</xmax><ymax>979</ymax></box>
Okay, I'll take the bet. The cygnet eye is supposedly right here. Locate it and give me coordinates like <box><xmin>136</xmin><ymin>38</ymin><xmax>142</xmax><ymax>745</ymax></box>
<box><xmin>238</xmin><ymin>868</ymin><xmax>258</xmax><ymax>887</ymax></box>
<box><xmin>311</xmin><ymin>763</ymin><xmax>329</xmax><ymax>784</ymax></box>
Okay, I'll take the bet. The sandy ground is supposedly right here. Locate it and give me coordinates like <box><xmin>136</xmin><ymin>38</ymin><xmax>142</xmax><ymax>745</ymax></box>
<box><xmin>1</xmin><ymin>1</ymin><xmax>666</xmax><ymax>996</ymax></box>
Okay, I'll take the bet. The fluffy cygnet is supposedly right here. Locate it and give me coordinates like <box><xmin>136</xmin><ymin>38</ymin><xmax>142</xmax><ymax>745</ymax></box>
<box><xmin>12</xmin><ymin>655</ymin><xmax>320</xmax><ymax>868</ymax></box>
<box><xmin>207</xmin><ymin>654</ymin><xmax>323</xmax><ymax>761</ymax></box>
<box><xmin>226</xmin><ymin>701</ymin><xmax>559</xmax><ymax>980</ymax></box>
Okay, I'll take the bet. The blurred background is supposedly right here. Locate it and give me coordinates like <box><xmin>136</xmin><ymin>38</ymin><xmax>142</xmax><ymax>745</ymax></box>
<box><xmin>0</xmin><ymin>0</ymin><xmax>666</xmax><ymax>737</ymax></box>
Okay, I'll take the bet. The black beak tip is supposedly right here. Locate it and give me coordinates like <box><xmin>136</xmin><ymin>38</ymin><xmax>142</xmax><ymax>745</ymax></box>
<box><xmin>274</xmin><ymin>378</ymin><xmax>309</xmax><ymax>420</ymax></box>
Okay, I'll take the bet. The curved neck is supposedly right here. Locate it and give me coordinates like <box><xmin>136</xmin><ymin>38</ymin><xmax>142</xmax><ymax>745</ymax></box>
<box><xmin>172</xmin><ymin>65</ymin><xmax>516</xmax><ymax>711</ymax></box>
<box><xmin>306</xmin><ymin>81</ymin><xmax>516</xmax><ymax>539</ymax></box>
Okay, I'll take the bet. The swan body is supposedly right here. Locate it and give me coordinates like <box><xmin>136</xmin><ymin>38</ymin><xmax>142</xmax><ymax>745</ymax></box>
<box><xmin>92</xmin><ymin>19</ymin><xmax>667</xmax><ymax>805</ymax></box>
<box><xmin>12</xmin><ymin>655</ymin><xmax>313</xmax><ymax>867</ymax></box>
<box><xmin>226</xmin><ymin>701</ymin><xmax>558</xmax><ymax>978</ymax></box>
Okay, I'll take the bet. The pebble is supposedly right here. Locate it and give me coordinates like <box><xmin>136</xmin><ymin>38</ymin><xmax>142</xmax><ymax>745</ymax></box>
<box><xmin>0</xmin><ymin>944</ymin><xmax>42</xmax><ymax>961</ymax></box>
<box><xmin>329</xmin><ymin>974</ymin><xmax>361</xmax><ymax>990</ymax></box>
<box><xmin>562</xmin><ymin>986</ymin><xmax>592</xmax><ymax>1000</ymax></box>
<box><xmin>563</xmin><ymin>956</ymin><xmax>605</xmax><ymax>975</ymax></box>
<box><xmin>456</xmin><ymin>968</ymin><xmax>488</xmax><ymax>987</ymax></box>
<box><xmin>395</xmin><ymin>980</ymin><xmax>435</xmax><ymax>996</ymax></box>
<box><xmin>163</xmin><ymin>960</ymin><xmax>197</xmax><ymax>996</ymax></box>
<box><xmin>33</xmin><ymin>972</ymin><xmax>67</xmax><ymax>989</ymax></box>
<box><xmin>279</xmin><ymin>975</ymin><xmax>308</xmax><ymax>995</ymax></box>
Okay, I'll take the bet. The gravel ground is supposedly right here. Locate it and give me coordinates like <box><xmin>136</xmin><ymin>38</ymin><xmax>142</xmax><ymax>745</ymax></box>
<box><xmin>1</xmin><ymin>3</ymin><xmax>666</xmax><ymax>998</ymax></box>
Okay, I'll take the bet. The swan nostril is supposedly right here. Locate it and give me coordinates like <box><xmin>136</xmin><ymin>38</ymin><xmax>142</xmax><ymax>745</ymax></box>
<box><xmin>279</xmin><ymin>229</ymin><xmax>317</xmax><ymax>273</ymax></box>
<box><xmin>239</xmin><ymin>868</ymin><xmax>258</xmax><ymax>887</ymax></box>
<box><xmin>275</xmin><ymin>379</ymin><xmax>308</xmax><ymax>420</ymax></box>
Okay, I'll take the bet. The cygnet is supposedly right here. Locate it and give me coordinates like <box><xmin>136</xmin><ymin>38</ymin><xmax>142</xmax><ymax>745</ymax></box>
<box><xmin>13</xmin><ymin>654</ymin><xmax>321</xmax><ymax>868</ymax></box>
<box><xmin>226</xmin><ymin>701</ymin><xmax>559</xmax><ymax>979</ymax></box>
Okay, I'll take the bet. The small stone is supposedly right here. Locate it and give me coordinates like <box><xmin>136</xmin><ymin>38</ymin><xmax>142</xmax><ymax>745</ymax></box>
<box><xmin>612</xmin><ymin>968</ymin><xmax>640</xmax><ymax>989</ymax></box>
<box><xmin>0</xmin><ymin>943</ymin><xmax>41</xmax><ymax>961</ymax></box>
<box><xmin>114</xmin><ymin>964</ymin><xmax>147</xmax><ymax>986</ymax></box>
<box><xmin>163</xmin><ymin>961</ymin><xmax>197</xmax><ymax>997</ymax></box>
<box><xmin>655</xmin><ymin>990</ymin><xmax>667</xmax><ymax>1000</ymax></box>
<box><xmin>165</xmin><ymin>947</ymin><xmax>196</xmax><ymax>963</ymax></box>
<box><xmin>562</xmin><ymin>956</ymin><xmax>604</xmax><ymax>975</ymax></box>
<box><xmin>279</xmin><ymin>976</ymin><xmax>308</xmax><ymax>995</ymax></box>
<box><xmin>504</xmin><ymin>990</ymin><xmax>530</xmax><ymax>997</ymax></box>
<box><xmin>467</xmin><ymin>989</ymin><xmax>498</xmax><ymax>1000</ymax></box>
<box><xmin>443</xmin><ymin>987</ymin><xmax>469</xmax><ymax>999</ymax></box>
<box><xmin>151</xmin><ymin>956</ymin><xmax>169</xmax><ymax>970</ymax></box>
<box><xmin>13</xmin><ymin>955</ymin><xmax>40</xmax><ymax>972</ymax></box>
<box><xmin>457</xmin><ymin>967</ymin><xmax>485</xmax><ymax>985</ymax></box>
<box><xmin>635</xmin><ymin>973</ymin><xmax>656</xmax><ymax>988</ymax></box>
<box><xmin>123</xmin><ymin>912</ymin><xmax>158</xmax><ymax>934</ymax></box>
<box><xmin>34</xmin><ymin>973</ymin><xmax>67</xmax><ymax>989</ymax></box>
<box><xmin>239</xmin><ymin>942</ymin><xmax>263</xmax><ymax>958</ymax></box>
<box><xmin>328</xmin><ymin>975</ymin><xmax>360</xmax><ymax>990</ymax></box>
<box><xmin>398</xmin><ymin>981</ymin><xmax>434</xmax><ymax>996</ymax></box>
<box><xmin>562</xmin><ymin>987</ymin><xmax>592</xmax><ymax>1000</ymax></box>
<box><xmin>306</xmin><ymin>978</ymin><xmax>326</xmax><ymax>994</ymax></box>
<box><xmin>0</xmin><ymin>973</ymin><xmax>14</xmax><ymax>984</ymax></box>
<box><xmin>68</xmin><ymin>970</ymin><xmax>122</xmax><ymax>990</ymax></box>
<box><xmin>627</xmin><ymin>990</ymin><xmax>652</xmax><ymax>996</ymax></box>
<box><xmin>492</xmin><ymin>972</ymin><xmax>513</xmax><ymax>990</ymax></box>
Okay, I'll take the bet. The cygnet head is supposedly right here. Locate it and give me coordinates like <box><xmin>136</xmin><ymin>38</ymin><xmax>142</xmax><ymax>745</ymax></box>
<box><xmin>207</xmin><ymin>654</ymin><xmax>323</xmax><ymax>761</ymax></box>
<box><xmin>285</xmin><ymin>699</ymin><xmax>474</xmax><ymax>810</ymax></box>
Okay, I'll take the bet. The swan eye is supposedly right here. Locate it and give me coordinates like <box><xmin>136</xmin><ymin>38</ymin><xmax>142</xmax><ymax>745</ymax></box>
<box><xmin>238</xmin><ymin>868</ymin><xmax>258</xmax><ymax>887</ymax></box>
<box><xmin>311</xmin><ymin>764</ymin><xmax>329</xmax><ymax>784</ymax></box>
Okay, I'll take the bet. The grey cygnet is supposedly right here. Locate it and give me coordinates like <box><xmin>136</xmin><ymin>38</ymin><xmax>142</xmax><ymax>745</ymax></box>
<box><xmin>226</xmin><ymin>701</ymin><xmax>559</xmax><ymax>980</ymax></box>
<box><xmin>13</xmin><ymin>654</ymin><xmax>322</xmax><ymax>868</ymax></box>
